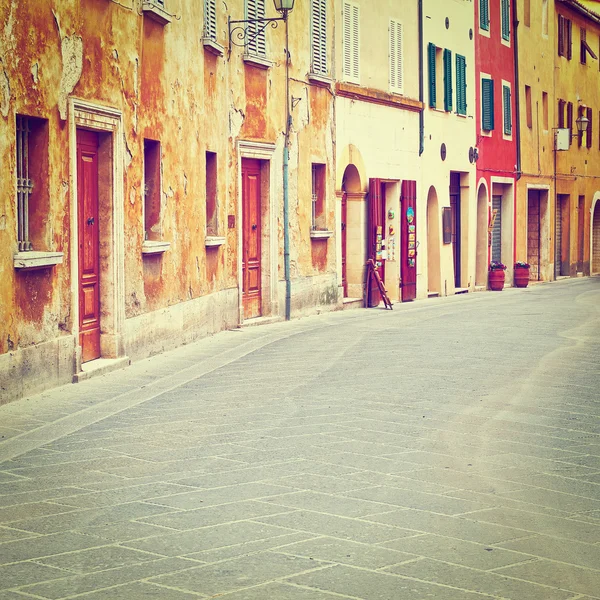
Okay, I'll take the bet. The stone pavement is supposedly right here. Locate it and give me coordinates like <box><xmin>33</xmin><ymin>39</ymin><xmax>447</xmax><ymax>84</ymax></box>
<box><xmin>0</xmin><ymin>277</ymin><xmax>599</xmax><ymax>599</ymax></box>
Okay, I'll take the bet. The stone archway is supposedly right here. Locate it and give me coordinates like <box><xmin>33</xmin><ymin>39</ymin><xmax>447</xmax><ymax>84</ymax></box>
<box><xmin>426</xmin><ymin>186</ymin><xmax>441</xmax><ymax>295</ymax></box>
<box><xmin>476</xmin><ymin>181</ymin><xmax>489</xmax><ymax>287</ymax></box>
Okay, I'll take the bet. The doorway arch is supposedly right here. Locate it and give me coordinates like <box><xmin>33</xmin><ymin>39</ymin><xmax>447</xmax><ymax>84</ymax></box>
<box><xmin>592</xmin><ymin>195</ymin><xmax>600</xmax><ymax>275</ymax></box>
<box><xmin>476</xmin><ymin>181</ymin><xmax>489</xmax><ymax>286</ymax></box>
<box><xmin>426</xmin><ymin>186</ymin><xmax>441</xmax><ymax>295</ymax></box>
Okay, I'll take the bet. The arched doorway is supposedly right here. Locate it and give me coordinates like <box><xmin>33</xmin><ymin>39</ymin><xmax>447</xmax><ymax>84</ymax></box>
<box><xmin>341</xmin><ymin>164</ymin><xmax>365</xmax><ymax>298</ymax></box>
<box><xmin>592</xmin><ymin>199</ymin><xmax>600</xmax><ymax>275</ymax></box>
<box><xmin>476</xmin><ymin>182</ymin><xmax>489</xmax><ymax>287</ymax></box>
<box><xmin>426</xmin><ymin>186</ymin><xmax>441</xmax><ymax>295</ymax></box>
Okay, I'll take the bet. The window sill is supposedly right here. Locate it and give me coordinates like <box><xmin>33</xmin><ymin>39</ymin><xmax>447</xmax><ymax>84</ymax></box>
<box><xmin>203</xmin><ymin>38</ymin><xmax>224</xmax><ymax>56</ymax></box>
<box><xmin>310</xmin><ymin>229</ymin><xmax>333</xmax><ymax>240</ymax></box>
<box><xmin>308</xmin><ymin>72</ymin><xmax>332</xmax><ymax>87</ymax></box>
<box><xmin>14</xmin><ymin>251</ymin><xmax>64</xmax><ymax>270</ymax></box>
<box><xmin>205</xmin><ymin>236</ymin><xmax>226</xmax><ymax>247</ymax></box>
<box><xmin>142</xmin><ymin>2</ymin><xmax>172</xmax><ymax>25</ymax></box>
<box><xmin>243</xmin><ymin>54</ymin><xmax>273</xmax><ymax>69</ymax></box>
<box><xmin>142</xmin><ymin>240</ymin><xmax>171</xmax><ymax>255</ymax></box>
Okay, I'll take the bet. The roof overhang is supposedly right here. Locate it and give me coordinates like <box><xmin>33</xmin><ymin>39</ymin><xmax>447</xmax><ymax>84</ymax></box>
<box><xmin>557</xmin><ymin>0</ymin><xmax>600</xmax><ymax>25</ymax></box>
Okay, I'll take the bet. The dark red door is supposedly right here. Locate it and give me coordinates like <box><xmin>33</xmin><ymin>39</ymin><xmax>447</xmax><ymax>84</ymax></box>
<box><xmin>242</xmin><ymin>159</ymin><xmax>262</xmax><ymax>319</ymax></box>
<box><xmin>400</xmin><ymin>180</ymin><xmax>417</xmax><ymax>302</ymax></box>
<box><xmin>341</xmin><ymin>192</ymin><xmax>347</xmax><ymax>296</ymax></box>
<box><xmin>368</xmin><ymin>178</ymin><xmax>385</xmax><ymax>306</ymax></box>
<box><xmin>77</xmin><ymin>130</ymin><xmax>101</xmax><ymax>362</ymax></box>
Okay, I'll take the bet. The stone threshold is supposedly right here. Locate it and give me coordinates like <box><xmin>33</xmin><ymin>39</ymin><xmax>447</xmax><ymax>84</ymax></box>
<box><xmin>73</xmin><ymin>356</ymin><xmax>131</xmax><ymax>383</ymax></box>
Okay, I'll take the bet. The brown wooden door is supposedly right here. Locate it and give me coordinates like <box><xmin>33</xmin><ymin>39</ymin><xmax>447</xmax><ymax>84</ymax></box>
<box><xmin>400</xmin><ymin>180</ymin><xmax>417</xmax><ymax>302</ymax></box>
<box><xmin>242</xmin><ymin>159</ymin><xmax>262</xmax><ymax>319</ymax></box>
<box><xmin>77</xmin><ymin>130</ymin><xmax>101</xmax><ymax>363</ymax></box>
<box><xmin>450</xmin><ymin>173</ymin><xmax>461</xmax><ymax>288</ymax></box>
<box><xmin>341</xmin><ymin>192</ymin><xmax>347</xmax><ymax>297</ymax></box>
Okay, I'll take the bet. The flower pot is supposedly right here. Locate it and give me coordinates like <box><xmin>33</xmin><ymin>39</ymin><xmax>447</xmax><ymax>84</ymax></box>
<box><xmin>488</xmin><ymin>269</ymin><xmax>505</xmax><ymax>291</ymax></box>
<box><xmin>514</xmin><ymin>267</ymin><xmax>530</xmax><ymax>288</ymax></box>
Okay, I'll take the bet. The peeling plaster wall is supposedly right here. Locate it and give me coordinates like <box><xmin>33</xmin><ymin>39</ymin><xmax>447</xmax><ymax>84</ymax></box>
<box><xmin>0</xmin><ymin>0</ymin><xmax>338</xmax><ymax>404</ymax></box>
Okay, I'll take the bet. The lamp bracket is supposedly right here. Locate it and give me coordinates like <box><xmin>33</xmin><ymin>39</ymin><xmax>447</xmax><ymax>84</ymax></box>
<box><xmin>291</xmin><ymin>96</ymin><xmax>302</xmax><ymax>109</ymax></box>
<box><xmin>228</xmin><ymin>16</ymin><xmax>285</xmax><ymax>47</ymax></box>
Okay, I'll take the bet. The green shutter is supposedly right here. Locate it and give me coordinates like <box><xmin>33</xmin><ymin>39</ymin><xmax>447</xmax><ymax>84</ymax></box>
<box><xmin>501</xmin><ymin>0</ymin><xmax>510</xmax><ymax>41</ymax></box>
<box><xmin>443</xmin><ymin>49</ymin><xmax>452</xmax><ymax>112</ymax></box>
<box><xmin>482</xmin><ymin>78</ymin><xmax>494</xmax><ymax>130</ymax></box>
<box><xmin>428</xmin><ymin>42</ymin><xmax>436</xmax><ymax>108</ymax></box>
<box><xmin>503</xmin><ymin>85</ymin><xmax>512</xmax><ymax>135</ymax></box>
<box><xmin>480</xmin><ymin>0</ymin><xmax>489</xmax><ymax>31</ymax></box>
<box><xmin>456</xmin><ymin>54</ymin><xmax>466</xmax><ymax>115</ymax></box>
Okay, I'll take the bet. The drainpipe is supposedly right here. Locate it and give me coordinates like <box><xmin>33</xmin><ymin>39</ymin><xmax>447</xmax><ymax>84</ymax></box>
<box><xmin>418</xmin><ymin>0</ymin><xmax>424</xmax><ymax>156</ymax></box>
<box><xmin>513</xmin><ymin>0</ymin><xmax>522</xmax><ymax>181</ymax></box>
<box><xmin>283</xmin><ymin>15</ymin><xmax>291</xmax><ymax>320</ymax></box>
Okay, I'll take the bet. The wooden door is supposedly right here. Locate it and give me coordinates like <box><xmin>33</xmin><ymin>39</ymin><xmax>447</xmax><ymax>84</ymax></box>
<box><xmin>527</xmin><ymin>191</ymin><xmax>541</xmax><ymax>281</ymax></box>
<box><xmin>368</xmin><ymin>178</ymin><xmax>384</xmax><ymax>307</ymax></box>
<box><xmin>491</xmin><ymin>196</ymin><xmax>502</xmax><ymax>262</ymax></box>
<box><xmin>242</xmin><ymin>159</ymin><xmax>262</xmax><ymax>319</ymax></box>
<box><xmin>577</xmin><ymin>196</ymin><xmax>584</xmax><ymax>273</ymax></box>
<box><xmin>400</xmin><ymin>180</ymin><xmax>417</xmax><ymax>302</ymax></box>
<box><xmin>450</xmin><ymin>173</ymin><xmax>461</xmax><ymax>288</ymax></box>
<box><xmin>77</xmin><ymin>130</ymin><xmax>101</xmax><ymax>363</ymax></box>
<box><xmin>341</xmin><ymin>192</ymin><xmax>348</xmax><ymax>297</ymax></box>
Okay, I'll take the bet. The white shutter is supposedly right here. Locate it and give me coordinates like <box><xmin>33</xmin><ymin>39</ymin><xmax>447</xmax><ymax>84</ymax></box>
<box><xmin>311</xmin><ymin>0</ymin><xmax>327</xmax><ymax>75</ymax></box>
<box><xmin>343</xmin><ymin>2</ymin><xmax>359</xmax><ymax>83</ymax></box>
<box><xmin>246</xmin><ymin>0</ymin><xmax>266</xmax><ymax>56</ymax></box>
<box><xmin>204</xmin><ymin>0</ymin><xmax>216</xmax><ymax>40</ymax></box>
<box><xmin>389</xmin><ymin>19</ymin><xmax>403</xmax><ymax>93</ymax></box>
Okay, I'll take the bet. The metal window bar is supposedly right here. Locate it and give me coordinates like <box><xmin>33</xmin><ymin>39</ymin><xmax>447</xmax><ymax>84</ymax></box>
<box><xmin>16</xmin><ymin>116</ymin><xmax>33</xmax><ymax>251</ymax></box>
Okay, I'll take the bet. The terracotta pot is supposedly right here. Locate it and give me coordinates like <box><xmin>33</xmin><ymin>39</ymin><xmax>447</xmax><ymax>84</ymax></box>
<box><xmin>514</xmin><ymin>267</ymin><xmax>530</xmax><ymax>288</ymax></box>
<box><xmin>488</xmin><ymin>269</ymin><xmax>505</xmax><ymax>291</ymax></box>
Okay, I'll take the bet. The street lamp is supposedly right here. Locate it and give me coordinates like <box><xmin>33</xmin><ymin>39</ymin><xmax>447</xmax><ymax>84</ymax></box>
<box><xmin>228</xmin><ymin>0</ymin><xmax>295</xmax><ymax>47</ymax></box>
<box><xmin>575</xmin><ymin>113</ymin><xmax>589</xmax><ymax>135</ymax></box>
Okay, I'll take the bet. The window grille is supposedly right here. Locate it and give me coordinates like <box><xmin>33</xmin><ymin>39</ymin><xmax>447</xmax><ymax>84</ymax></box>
<box><xmin>16</xmin><ymin>116</ymin><xmax>33</xmax><ymax>252</ymax></box>
<box><xmin>311</xmin><ymin>0</ymin><xmax>327</xmax><ymax>75</ymax></box>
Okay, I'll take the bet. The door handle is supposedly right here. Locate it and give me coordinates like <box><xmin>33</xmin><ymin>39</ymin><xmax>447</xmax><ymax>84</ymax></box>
<box><xmin>252</xmin><ymin>224</ymin><xmax>257</xmax><ymax>230</ymax></box>
<box><xmin>87</xmin><ymin>217</ymin><xmax>95</xmax><ymax>226</ymax></box>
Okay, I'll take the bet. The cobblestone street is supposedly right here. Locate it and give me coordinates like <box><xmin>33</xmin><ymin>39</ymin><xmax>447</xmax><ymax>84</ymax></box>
<box><xmin>1</xmin><ymin>278</ymin><xmax>599</xmax><ymax>599</ymax></box>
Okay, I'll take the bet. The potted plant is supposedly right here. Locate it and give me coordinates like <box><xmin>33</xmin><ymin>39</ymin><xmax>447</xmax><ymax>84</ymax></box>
<box><xmin>488</xmin><ymin>261</ymin><xmax>507</xmax><ymax>291</ymax></box>
<box><xmin>514</xmin><ymin>261</ymin><xmax>531</xmax><ymax>288</ymax></box>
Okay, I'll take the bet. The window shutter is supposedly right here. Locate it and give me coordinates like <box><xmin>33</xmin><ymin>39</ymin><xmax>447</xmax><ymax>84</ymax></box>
<box><xmin>558</xmin><ymin>99</ymin><xmax>566</xmax><ymax>128</ymax></box>
<box><xmin>389</xmin><ymin>19</ymin><xmax>403</xmax><ymax>93</ymax></box>
<box><xmin>343</xmin><ymin>2</ymin><xmax>360</xmax><ymax>83</ymax></box>
<box><xmin>480</xmin><ymin>0</ymin><xmax>489</xmax><ymax>31</ymax></box>
<box><xmin>587</xmin><ymin>107</ymin><xmax>593</xmax><ymax>149</ymax></box>
<box><xmin>428</xmin><ymin>42</ymin><xmax>436</xmax><ymax>108</ymax></box>
<box><xmin>311</xmin><ymin>0</ymin><xmax>327</xmax><ymax>74</ymax></box>
<box><xmin>246</xmin><ymin>0</ymin><xmax>266</xmax><ymax>56</ymax></box>
<box><xmin>482</xmin><ymin>78</ymin><xmax>494</xmax><ymax>130</ymax></box>
<box><xmin>456</xmin><ymin>54</ymin><xmax>467</xmax><ymax>115</ymax></box>
<box><xmin>204</xmin><ymin>0</ymin><xmax>217</xmax><ymax>40</ymax></box>
<box><xmin>443</xmin><ymin>49</ymin><xmax>452</xmax><ymax>112</ymax></box>
<box><xmin>503</xmin><ymin>85</ymin><xmax>512</xmax><ymax>135</ymax></box>
<box><xmin>501</xmin><ymin>0</ymin><xmax>510</xmax><ymax>41</ymax></box>
<box><xmin>567</xmin><ymin>101</ymin><xmax>573</xmax><ymax>143</ymax></box>
<box><xmin>566</xmin><ymin>19</ymin><xmax>572</xmax><ymax>59</ymax></box>
<box><xmin>558</xmin><ymin>15</ymin><xmax>564</xmax><ymax>56</ymax></box>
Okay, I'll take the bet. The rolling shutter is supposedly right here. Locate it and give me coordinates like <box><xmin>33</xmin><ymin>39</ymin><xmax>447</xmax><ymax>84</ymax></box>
<box><xmin>481</xmin><ymin>78</ymin><xmax>494</xmax><ymax>131</ymax></box>
<box><xmin>443</xmin><ymin>48</ymin><xmax>452</xmax><ymax>112</ymax></box>
<box><xmin>311</xmin><ymin>0</ymin><xmax>327</xmax><ymax>75</ymax></box>
<box><xmin>428</xmin><ymin>42</ymin><xmax>436</xmax><ymax>108</ymax></box>
<box><xmin>389</xmin><ymin>19</ymin><xmax>403</xmax><ymax>93</ymax></box>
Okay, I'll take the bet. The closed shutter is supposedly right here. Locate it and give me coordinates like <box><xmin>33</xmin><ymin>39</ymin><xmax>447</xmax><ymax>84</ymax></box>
<box><xmin>586</xmin><ymin>107</ymin><xmax>593</xmax><ymax>149</ymax></box>
<box><xmin>558</xmin><ymin>99</ymin><xmax>566</xmax><ymax>128</ymax></box>
<box><xmin>456</xmin><ymin>54</ymin><xmax>467</xmax><ymax>115</ymax></box>
<box><xmin>558</xmin><ymin>15</ymin><xmax>564</xmax><ymax>56</ymax></box>
<box><xmin>503</xmin><ymin>85</ymin><xmax>512</xmax><ymax>135</ymax></box>
<box><xmin>311</xmin><ymin>0</ymin><xmax>327</xmax><ymax>75</ymax></box>
<box><xmin>481</xmin><ymin>78</ymin><xmax>494</xmax><ymax>131</ymax></box>
<box><xmin>567</xmin><ymin>101</ymin><xmax>573</xmax><ymax>143</ymax></box>
<box><xmin>480</xmin><ymin>0</ymin><xmax>489</xmax><ymax>31</ymax></box>
<box><xmin>492</xmin><ymin>197</ymin><xmax>502</xmax><ymax>263</ymax></box>
<box><xmin>204</xmin><ymin>0</ymin><xmax>217</xmax><ymax>40</ymax></box>
<box><xmin>389</xmin><ymin>19</ymin><xmax>403</xmax><ymax>93</ymax></box>
<box><xmin>566</xmin><ymin>19</ymin><xmax>572</xmax><ymax>59</ymax></box>
<box><xmin>555</xmin><ymin>200</ymin><xmax>562</xmax><ymax>270</ymax></box>
<box><xmin>246</xmin><ymin>0</ymin><xmax>266</xmax><ymax>56</ymax></box>
<box><xmin>443</xmin><ymin>49</ymin><xmax>452</xmax><ymax>112</ymax></box>
<box><xmin>428</xmin><ymin>42</ymin><xmax>436</xmax><ymax>108</ymax></box>
<box><xmin>501</xmin><ymin>0</ymin><xmax>510</xmax><ymax>41</ymax></box>
<box><xmin>343</xmin><ymin>2</ymin><xmax>360</xmax><ymax>83</ymax></box>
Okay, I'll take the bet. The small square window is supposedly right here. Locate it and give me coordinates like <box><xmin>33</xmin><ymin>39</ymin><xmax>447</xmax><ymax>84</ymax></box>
<box><xmin>206</xmin><ymin>151</ymin><xmax>218</xmax><ymax>237</ymax></box>
<box><xmin>311</xmin><ymin>164</ymin><xmax>326</xmax><ymax>231</ymax></box>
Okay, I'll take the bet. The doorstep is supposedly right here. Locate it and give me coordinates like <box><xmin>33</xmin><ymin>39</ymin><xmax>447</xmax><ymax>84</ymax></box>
<box><xmin>454</xmin><ymin>287</ymin><xmax>469</xmax><ymax>294</ymax></box>
<box><xmin>242</xmin><ymin>315</ymin><xmax>284</xmax><ymax>328</ymax></box>
<box><xmin>73</xmin><ymin>356</ymin><xmax>131</xmax><ymax>383</ymax></box>
<box><xmin>343</xmin><ymin>297</ymin><xmax>364</xmax><ymax>311</ymax></box>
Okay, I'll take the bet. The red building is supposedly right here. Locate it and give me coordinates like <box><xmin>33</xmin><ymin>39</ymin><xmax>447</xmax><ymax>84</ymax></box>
<box><xmin>474</xmin><ymin>0</ymin><xmax>518</xmax><ymax>287</ymax></box>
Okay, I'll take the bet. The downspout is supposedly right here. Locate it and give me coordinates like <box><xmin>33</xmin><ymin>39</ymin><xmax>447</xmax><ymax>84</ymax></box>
<box><xmin>418</xmin><ymin>0</ymin><xmax>424</xmax><ymax>156</ymax></box>
<box><xmin>283</xmin><ymin>14</ymin><xmax>291</xmax><ymax>320</ymax></box>
<box><xmin>512</xmin><ymin>0</ymin><xmax>521</xmax><ymax>266</ymax></box>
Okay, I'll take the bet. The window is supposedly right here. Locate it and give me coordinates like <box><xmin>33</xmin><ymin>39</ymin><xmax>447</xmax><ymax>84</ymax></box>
<box><xmin>481</xmin><ymin>78</ymin><xmax>494</xmax><ymax>131</ymax></box>
<box><xmin>245</xmin><ymin>0</ymin><xmax>266</xmax><ymax>57</ymax></box>
<box><xmin>206</xmin><ymin>152</ymin><xmax>218</xmax><ymax>236</ymax></box>
<box><xmin>428</xmin><ymin>42</ymin><xmax>436</xmax><ymax>108</ymax></box>
<box><xmin>542</xmin><ymin>91</ymin><xmax>548</xmax><ymax>131</ymax></box>
<box><xmin>456</xmin><ymin>54</ymin><xmax>467</xmax><ymax>116</ymax></box>
<box><xmin>311</xmin><ymin>0</ymin><xmax>328</xmax><ymax>76</ymax></box>
<box><xmin>311</xmin><ymin>164</ymin><xmax>326</xmax><ymax>231</ymax></box>
<box><xmin>142</xmin><ymin>0</ymin><xmax>171</xmax><ymax>25</ymax></box>
<box><xmin>524</xmin><ymin>0</ymin><xmax>530</xmax><ymax>27</ymax></box>
<box><xmin>343</xmin><ymin>1</ymin><xmax>359</xmax><ymax>83</ymax></box>
<box><xmin>501</xmin><ymin>0</ymin><xmax>510</xmax><ymax>41</ymax></box>
<box><xmin>16</xmin><ymin>115</ymin><xmax>49</xmax><ymax>252</ymax></box>
<box><xmin>567</xmin><ymin>101</ymin><xmax>574</xmax><ymax>143</ymax></box>
<box><xmin>586</xmin><ymin>107</ymin><xmax>593</xmax><ymax>149</ymax></box>
<box><xmin>580</xmin><ymin>28</ymin><xmax>598</xmax><ymax>64</ymax></box>
<box><xmin>144</xmin><ymin>139</ymin><xmax>161</xmax><ymax>241</ymax></box>
<box><xmin>443</xmin><ymin>49</ymin><xmax>452</xmax><ymax>112</ymax></box>
<box><xmin>525</xmin><ymin>85</ymin><xmax>532</xmax><ymax>128</ymax></box>
<box><xmin>389</xmin><ymin>19</ymin><xmax>403</xmax><ymax>94</ymax></box>
<box><xmin>503</xmin><ymin>84</ymin><xmax>512</xmax><ymax>135</ymax></box>
<box><xmin>558</xmin><ymin>98</ymin><xmax>566</xmax><ymax>128</ymax></box>
<box><xmin>558</xmin><ymin>15</ymin><xmax>572</xmax><ymax>59</ymax></box>
<box><xmin>204</xmin><ymin>0</ymin><xmax>217</xmax><ymax>41</ymax></box>
<box><xmin>542</xmin><ymin>0</ymin><xmax>548</xmax><ymax>36</ymax></box>
<box><xmin>479</xmin><ymin>0</ymin><xmax>489</xmax><ymax>31</ymax></box>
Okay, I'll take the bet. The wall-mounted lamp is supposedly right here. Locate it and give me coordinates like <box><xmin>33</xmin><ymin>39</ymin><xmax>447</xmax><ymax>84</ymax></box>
<box><xmin>228</xmin><ymin>0</ymin><xmax>295</xmax><ymax>47</ymax></box>
<box><xmin>575</xmin><ymin>113</ymin><xmax>589</xmax><ymax>135</ymax></box>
